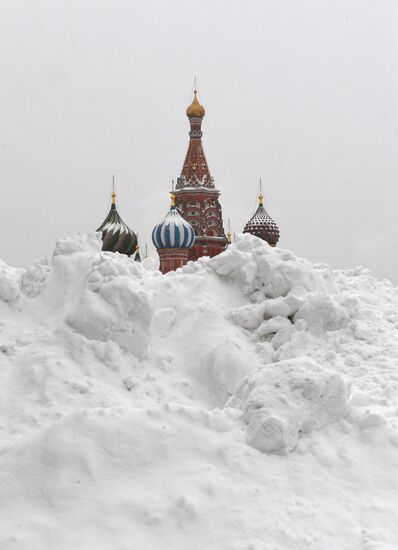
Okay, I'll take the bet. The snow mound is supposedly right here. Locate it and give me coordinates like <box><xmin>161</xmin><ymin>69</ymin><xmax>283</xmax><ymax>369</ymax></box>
<box><xmin>0</xmin><ymin>232</ymin><xmax>397</xmax><ymax>549</ymax></box>
<box><xmin>0</xmin><ymin>258</ymin><xmax>22</xmax><ymax>302</ymax></box>
<box><xmin>0</xmin><ymin>405</ymin><xmax>238</xmax><ymax>550</ymax></box>
<box><xmin>209</xmin><ymin>235</ymin><xmax>327</xmax><ymax>297</ymax></box>
<box><xmin>229</xmin><ymin>357</ymin><xmax>349</xmax><ymax>454</ymax></box>
<box><xmin>66</xmin><ymin>253</ymin><xmax>153</xmax><ymax>358</ymax></box>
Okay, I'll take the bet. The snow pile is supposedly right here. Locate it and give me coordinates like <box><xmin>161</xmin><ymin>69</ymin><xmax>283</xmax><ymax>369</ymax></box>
<box><xmin>0</xmin><ymin>258</ymin><xmax>22</xmax><ymax>302</ymax></box>
<box><xmin>0</xmin><ymin>233</ymin><xmax>398</xmax><ymax>549</ymax></box>
<box><xmin>65</xmin><ymin>248</ymin><xmax>153</xmax><ymax>358</ymax></box>
<box><xmin>229</xmin><ymin>357</ymin><xmax>348</xmax><ymax>454</ymax></box>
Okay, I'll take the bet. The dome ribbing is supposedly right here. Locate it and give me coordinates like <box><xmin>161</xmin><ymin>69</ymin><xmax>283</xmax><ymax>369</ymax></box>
<box><xmin>97</xmin><ymin>191</ymin><xmax>137</xmax><ymax>256</ymax></box>
<box><xmin>152</xmin><ymin>196</ymin><xmax>195</xmax><ymax>250</ymax></box>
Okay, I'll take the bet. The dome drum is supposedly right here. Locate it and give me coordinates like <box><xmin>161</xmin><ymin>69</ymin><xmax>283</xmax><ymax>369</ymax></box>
<box><xmin>157</xmin><ymin>248</ymin><xmax>190</xmax><ymax>274</ymax></box>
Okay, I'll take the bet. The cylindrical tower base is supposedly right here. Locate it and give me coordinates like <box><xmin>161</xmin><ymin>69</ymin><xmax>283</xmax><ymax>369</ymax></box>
<box><xmin>157</xmin><ymin>248</ymin><xmax>190</xmax><ymax>274</ymax></box>
<box><xmin>188</xmin><ymin>236</ymin><xmax>228</xmax><ymax>261</ymax></box>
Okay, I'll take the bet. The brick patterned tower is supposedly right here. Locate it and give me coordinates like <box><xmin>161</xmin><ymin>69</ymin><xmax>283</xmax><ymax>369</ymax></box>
<box><xmin>174</xmin><ymin>90</ymin><xmax>228</xmax><ymax>261</ymax></box>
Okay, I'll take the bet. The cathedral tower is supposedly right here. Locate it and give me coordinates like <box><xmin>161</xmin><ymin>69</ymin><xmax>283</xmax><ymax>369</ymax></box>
<box><xmin>174</xmin><ymin>90</ymin><xmax>228</xmax><ymax>260</ymax></box>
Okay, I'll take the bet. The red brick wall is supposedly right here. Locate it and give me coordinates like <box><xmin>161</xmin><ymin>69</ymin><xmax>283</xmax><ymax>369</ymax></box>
<box><xmin>158</xmin><ymin>248</ymin><xmax>190</xmax><ymax>274</ymax></box>
<box><xmin>174</xmin><ymin>190</ymin><xmax>228</xmax><ymax>260</ymax></box>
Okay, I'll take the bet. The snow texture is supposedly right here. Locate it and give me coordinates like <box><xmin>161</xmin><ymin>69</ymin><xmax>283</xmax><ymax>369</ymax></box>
<box><xmin>0</xmin><ymin>232</ymin><xmax>397</xmax><ymax>549</ymax></box>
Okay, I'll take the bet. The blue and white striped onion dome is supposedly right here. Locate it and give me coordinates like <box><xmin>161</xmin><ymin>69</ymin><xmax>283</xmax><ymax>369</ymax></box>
<box><xmin>152</xmin><ymin>204</ymin><xmax>195</xmax><ymax>249</ymax></box>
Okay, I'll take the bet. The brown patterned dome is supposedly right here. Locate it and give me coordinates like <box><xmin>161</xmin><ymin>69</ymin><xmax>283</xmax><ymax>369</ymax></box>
<box><xmin>243</xmin><ymin>195</ymin><xmax>280</xmax><ymax>246</ymax></box>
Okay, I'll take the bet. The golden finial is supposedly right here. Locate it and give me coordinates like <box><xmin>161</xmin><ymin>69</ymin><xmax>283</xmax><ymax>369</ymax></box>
<box><xmin>112</xmin><ymin>175</ymin><xmax>116</xmax><ymax>205</ymax></box>
<box><xmin>170</xmin><ymin>180</ymin><xmax>176</xmax><ymax>207</ymax></box>
<box><xmin>135</xmin><ymin>234</ymin><xmax>139</xmax><ymax>252</ymax></box>
<box><xmin>259</xmin><ymin>177</ymin><xmax>263</xmax><ymax>206</ymax></box>
<box><xmin>227</xmin><ymin>218</ymin><xmax>232</xmax><ymax>244</ymax></box>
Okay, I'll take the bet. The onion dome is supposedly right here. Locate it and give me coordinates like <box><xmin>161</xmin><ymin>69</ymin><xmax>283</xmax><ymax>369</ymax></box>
<box><xmin>186</xmin><ymin>90</ymin><xmax>205</xmax><ymax>118</ymax></box>
<box><xmin>243</xmin><ymin>189</ymin><xmax>280</xmax><ymax>246</ymax></box>
<box><xmin>96</xmin><ymin>184</ymin><xmax>137</xmax><ymax>256</ymax></box>
<box><xmin>152</xmin><ymin>194</ymin><xmax>195</xmax><ymax>249</ymax></box>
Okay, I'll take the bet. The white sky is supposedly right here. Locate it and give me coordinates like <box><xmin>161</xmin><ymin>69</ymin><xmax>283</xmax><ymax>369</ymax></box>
<box><xmin>0</xmin><ymin>0</ymin><xmax>397</xmax><ymax>282</ymax></box>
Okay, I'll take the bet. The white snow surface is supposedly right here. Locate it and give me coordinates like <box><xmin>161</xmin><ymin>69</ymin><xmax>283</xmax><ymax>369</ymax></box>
<box><xmin>0</xmin><ymin>232</ymin><xmax>398</xmax><ymax>549</ymax></box>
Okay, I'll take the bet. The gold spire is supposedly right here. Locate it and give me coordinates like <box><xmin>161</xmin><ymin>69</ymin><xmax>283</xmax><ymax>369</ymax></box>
<box><xmin>170</xmin><ymin>180</ymin><xmax>176</xmax><ymax>207</ymax></box>
<box><xmin>112</xmin><ymin>175</ymin><xmax>116</xmax><ymax>205</ymax></box>
<box><xmin>135</xmin><ymin>235</ymin><xmax>139</xmax><ymax>252</ymax></box>
<box><xmin>259</xmin><ymin>178</ymin><xmax>263</xmax><ymax>206</ymax></box>
<box><xmin>186</xmin><ymin>84</ymin><xmax>205</xmax><ymax>118</ymax></box>
<box><xmin>227</xmin><ymin>218</ymin><xmax>232</xmax><ymax>244</ymax></box>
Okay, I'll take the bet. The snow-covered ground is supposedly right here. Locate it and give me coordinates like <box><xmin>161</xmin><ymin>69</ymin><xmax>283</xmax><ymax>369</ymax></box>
<box><xmin>0</xmin><ymin>233</ymin><xmax>397</xmax><ymax>550</ymax></box>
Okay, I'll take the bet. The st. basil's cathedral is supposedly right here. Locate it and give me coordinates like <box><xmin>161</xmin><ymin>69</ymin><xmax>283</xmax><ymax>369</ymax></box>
<box><xmin>97</xmin><ymin>89</ymin><xmax>280</xmax><ymax>274</ymax></box>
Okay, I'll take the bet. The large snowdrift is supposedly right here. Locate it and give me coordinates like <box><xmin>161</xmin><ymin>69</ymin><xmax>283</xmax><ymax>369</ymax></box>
<box><xmin>0</xmin><ymin>233</ymin><xmax>397</xmax><ymax>549</ymax></box>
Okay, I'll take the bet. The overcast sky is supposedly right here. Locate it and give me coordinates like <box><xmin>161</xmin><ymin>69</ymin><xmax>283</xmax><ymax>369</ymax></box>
<box><xmin>0</xmin><ymin>0</ymin><xmax>397</xmax><ymax>282</ymax></box>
